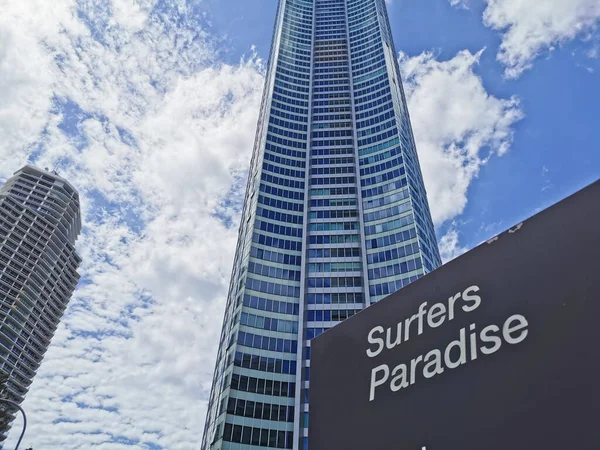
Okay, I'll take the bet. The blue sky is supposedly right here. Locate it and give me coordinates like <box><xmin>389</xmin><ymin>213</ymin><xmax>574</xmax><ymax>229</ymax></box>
<box><xmin>0</xmin><ymin>0</ymin><xmax>598</xmax><ymax>448</ymax></box>
<box><xmin>205</xmin><ymin>0</ymin><xmax>600</xmax><ymax>252</ymax></box>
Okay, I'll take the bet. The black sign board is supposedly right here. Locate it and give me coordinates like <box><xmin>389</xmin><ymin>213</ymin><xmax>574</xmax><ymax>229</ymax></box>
<box><xmin>309</xmin><ymin>180</ymin><xmax>600</xmax><ymax>450</ymax></box>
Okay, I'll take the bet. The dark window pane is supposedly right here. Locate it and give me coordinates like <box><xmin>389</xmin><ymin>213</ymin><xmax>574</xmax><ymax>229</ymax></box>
<box><xmin>235</xmin><ymin>399</ymin><xmax>245</xmax><ymax>416</ymax></box>
<box><xmin>245</xmin><ymin>400</ymin><xmax>255</xmax><ymax>418</ymax></box>
<box><xmin>223</xmin><ymin>423</ymin><xmax>233</xmax><ymax>441</ymax></box>
<box><xmin>252</xmin><ymin>427</ymin><xmax>261</xmax><ymax>445</ymax></box>
<box><xmin>242</xmin><ymin>426</ymin><xmax>252</xmax><ymax>444</ymax></box>
<box><xmin>269</xmin><ymin>429</ymin><xmax>278</xmax><ymax>447</ymax></box>
<box><xmin>278</xmin><ymin>430</ymin><xmax>286</xmax><ymax>448</ymax></box>
<box><xmin>232</xmin><ymin>425</ymin><xmax>243</xmax><ymax>443</ymax></box>
<box><xmin>260</xmin><ymin>428</ymin><xmax>269</xmax><ymax>446</ymax></box>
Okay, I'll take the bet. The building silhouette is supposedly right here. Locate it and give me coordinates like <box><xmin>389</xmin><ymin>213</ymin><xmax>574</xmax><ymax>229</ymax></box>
<box><xmin>0</xmin><ymin>166</ymin><xmax>82</xmax><ymax>440</ymax></box>
<box><xmin>202</xmin><ymin>0</ymin><xmax>441</xmax><ymax>448</ymax></box>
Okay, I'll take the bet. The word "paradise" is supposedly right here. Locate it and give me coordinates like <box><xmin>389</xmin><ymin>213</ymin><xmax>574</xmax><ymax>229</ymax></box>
<box><xmin>367</xmin><ymin>285</ymin><xmax>529</xmax><ymax>401</ymax></box>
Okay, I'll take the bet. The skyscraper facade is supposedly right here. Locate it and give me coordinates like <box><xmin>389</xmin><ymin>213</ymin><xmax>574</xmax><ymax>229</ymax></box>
<box><xmin>202</xmin><ymin>0</ymin><xmax>441</xmax><ymax>448</ymax></box>
<box><xmin>0</xmin><ymin>166</ymin><xmax>82</xmax><ymax>439</ymax></box>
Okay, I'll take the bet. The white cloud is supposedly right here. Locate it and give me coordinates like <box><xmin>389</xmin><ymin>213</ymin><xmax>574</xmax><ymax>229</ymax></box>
<box><xmin>452</xmin><ymin>0</ymin><xmax>600</xmax><ymax>78</ymax></box>
<box><xmin>1</xmin><ymin>0</ymin><xmax>264</xmax><ymax>448</ymax></box>
<box><xmin>449</xmin><ymin>0</ymin><xmax>469</xmax><ymax>9</ymax></box>
<box><xmin>438</xmin><ymin>228</ymin><xmax>469</xmax><ymax>263</ymax></box>
<box><xmin>399</xmin><ymin>49</ymin><xmax>523</xmax><ymax>226</ymax></box>
<box><xmin>110</xmin><ymin>0</ymin><xmax>154</xmax><ymax>31</ymax></box>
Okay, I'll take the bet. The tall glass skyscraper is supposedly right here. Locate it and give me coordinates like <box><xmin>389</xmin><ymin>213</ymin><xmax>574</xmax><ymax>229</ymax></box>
<box><xmin>202</xmin><ymin>0</ymin><xmax>441</xmax><ymax>448</ymax></box>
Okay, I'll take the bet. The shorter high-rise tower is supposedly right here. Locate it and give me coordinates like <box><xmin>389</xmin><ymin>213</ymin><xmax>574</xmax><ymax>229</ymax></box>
<box><xmin>0</xmin><ymin>166</ymin><xmax>82</xmax><ymax>440</ymax></box>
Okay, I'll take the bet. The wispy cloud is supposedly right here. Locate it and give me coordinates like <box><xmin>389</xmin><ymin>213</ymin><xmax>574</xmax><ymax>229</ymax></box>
<box><xmin>449</xmin><ymin>0</ymin><xmax>600</xmax><ymax>78</ymax></box>
<box><xmin>438</xmin><ymin>227</ymin><xmax>469</xmax><ymax>263</ymax></box>
<box><xmin>399</xmin><ymin>49</ymin><xmax>524</xmax><ymax>226</ymax></box>
<box><xmin>1</xmin><ymin>0</ymin><xmax>264</xmax><ymax>448</ymax></box>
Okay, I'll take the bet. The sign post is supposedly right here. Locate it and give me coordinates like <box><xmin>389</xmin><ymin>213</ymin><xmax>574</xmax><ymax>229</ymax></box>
<box><xmin>309</xmin><ymin>180</ymin><xmax>600</xmax><ymax>450</ymax></box>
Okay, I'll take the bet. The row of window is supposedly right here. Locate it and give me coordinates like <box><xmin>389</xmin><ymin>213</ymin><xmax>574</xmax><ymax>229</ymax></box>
<box><xmin>311</xmin><ymin>138</ymin><xmax>354</xmax><ymax>147</ymax></box>
<box><xmin>312</xmin><ymin>122</ymin><xmax>352</xmax><ymax>131</ymax></box>
<box><xmin>308</xmin><ymin>234</ymin><xmax>359</xmax><ymax>245</ymax></box>
<box><xmin>306</xmin><ymin>327</ymin><xmax>330</xmax><ymax>340</ymax></box>
<box><xmin>250</xmin><ymin>247</ymin><xmax>302</xmax><ymax>267</ymax></box>
<box><xmin>307</xmin><ymin>291</ymin><xmax>364</xmax><ymax>304</ymax></box>
<box><xmin>312</xmin><ymin>106</ymin><xmax>351</xmax><ymax>114</ymax></box>
<box><xmin>362</xmin><ymin>177</ymin><xmax>406</xmax><ymax>199</ymax></box>
<box><xmin>273</xmin><ymin>92</ymin><xmax>308</xmax><ymax>108</ymax></box>
<box><xmin>349</xmin><ymin>29</ymin><xmax>381</xmax><ymax>54</ymax></box>
<box><xmin>241</xmin><ymin>312</ymin><xmax>298</xmax><ymax>334</ymax></box>
<box><xmin>363</xmin><ymin>186</ymin><xmax>408</xmax><ymax>210</ymax></box>
<box><xmin>263</xmin><ymin>151</ymin><xmax>306</xmax><ymax>168</ymax></box>
<box><xmin>222</xmin><ymin>423</ymin><xmax>293</xmax><ymax>449</ymax></box>
<box><xmin>252</xmin><ymin>233</ymin><xmax>302</xmax><ymax>252</ymax></box>
<box><xmin>309</xmin><ymin>198</ymin><xmax>356</xmax><ymax>207</ymax></box>
<box><xmin>352</xmin><ymin>53</ymin><xmax>386</xmax><ymax>77</ymax></box>
<box><xmin>248</xmin><ymin>261</ymin><xmax>301</xmax><ymax>282</ymax></box>
<box><xmin>360</xmin><ymin>155</ymin><xmax>403</xmax><ymax>179</ymax></box>
<box><xmin>354</xmin><ymin>92</ymin><xmax>391</xmax><ymax>113</ymax></box>
<box><xmin>354</xmin><ymin>70</ymin><xmax>388</xmax><ymax>93</ymax></box>
<box><xmin>312</xmin><ymin>113</ymin><xmax>352</xmax><ymax>122</ymax></box>
<box><xmin>311</xmin><ymin>166</ymin><xmax>354</xmax><ymax>175</ymax></box>
<box><xmin>257</xmin><ymin>206</ymin><xmax>303</xmax><ymax>226</ymax></box>
<box><xmin>270</xmin><ymin>100</ymin><xmax>308</xmax><ymax>116</ymax></box>
<box><xmin>308</xmin><ymin>221</ymin><xmax>358</xmax><ymax>232</ymax></box>
<box><xmin>238</xmin><ymin>331</ymin><xmax>299</xmax><ymax>354</ymax></box>
<box><xmin>262</xmin><ymin>161</ymin><xmax>305</xmax><ymax>180</ymax></box>
<box><xmin>273</xmin><ymin>86</ymin><xmax>309</xmax><ymax>105</ymax></box>
<box><xmin>245</xmin><ymin>276</ymin><xmax>301</xmax><ymax>298</ymax></box>
<box><xmin>365</xmin><ymin>213</ymin><xmax>415</xmax><ymax>237</ymax></box>
<box><xmin>352</xmin><ymin>39</ymin><xmax>384</xmax><ymax>61</ymax></box>
<box><xmin>368</xmin><ymin>256</ymin><xmax>423</xmax><ymax>280</ymax></box>
<box><xmin>309</xmin><ymin>209</ymin><xmax>358</xmax><ymax>219</ymax></box>
<box><xmin>260</xmin><ymin>183</ymin><xmax>304</xmax><ymax>201</ymax></box>
<box><xmin>359</xmin><ymin>142</ymin><xmax>402</xmax><ymax>167</ymax></box>
<box><xmin>313</xmin><ymin>92</ymin><xmax>350</xmax><ymax>102</ymax></box>
<box><xmin>230</xmin><ymin>373</ymin><xmax>295</xmax><ymax>398</ymax></box>
<box><xmin>307</xmin><ymin>276</ymin><xmax>362</xmax><ymax>288</ymax></box>
<box><xmin>358</xmin><ymin>126</ymin><xmax>396</xmax><ymax>147</ymax></box>
<box><xmin>311</xmin><ymin>147</ymin><xmax>354</xmax><ymax>156</ymax></box>
<box><xmin>234</xmin><ymin>351</ymin><xmax>297</xmax><ymax>375</ymax></box>
<box><xmin>361</xmin><ymin>166</ymin><xmax>405</xmax><ymax>189</ymax></box>
<box><xmin>308</xmin><ymin>261</ymin><xmax>361</xmax><ymax>273</ymax></box>
<box><xmin>311</xmin><ymin>157</ymin><xmax>354</xmax><ymax>165</ymax></box>
<box><xmin>258</xmin><ymin>195</ymin><xmax>303</xmax><ymax>213</ymax></box>
<box><xmin>356</xmin><ymin>107</ymin><xmax>395</xmax><ymax>132</ymax></box>
<box><xmin>307</xmin><ymin>309</ymin><xmax>360</xmax><ymax>322</ymax></box>
<box><xmin>243</xmin><ymin>294</ymin><xmax>299</xmax><ymax>316</ymax></box>
<box><xmin>270</xmin><ymin>109</ymin><xmax>308</xmax><ymax>127</ymax></box>
<box><xmin>274</xmin><ymin>79</ymin><xmax>309</xmax><ymax>95</ymax></box>
<box><xmin>349</xmin><ymin>15</ymin><xmax>380</xmax><ymax>37</ymax></box>
<box><xmin>226</xmin><ymin>396</ymin><xmax>294</xmax><ymax>423</ymax></box>
<box><xmin>313</xmin><ymin>83</ymin><xmax>349</xmax><ymax>92</ymax></box>
<box><xmin>262</xmin><ymin>172</ymin><xmax>305</xmax><ymax>190</ymax></box>
<box><xmin>255</xmin><ymin>219</ymin><xmax>302</xmax><ymax>238</ymax></box>
<box><xmin>310</xmin><ymin>187</ymin><xmax>356</xmax><ymax>196</ymax></box>
<box><xmin>311</xmin><ymin>129</ymin><xmax>353</xmax><ymax>139</ymax></box>
<box><xmin>310</xmin><ymin>176</ymin><xmax>355</xmax><ymax>186</ymax></box>
<box><xmin>367</xmin><ymin>225</ymin><xmax>417</xmax><ymax>250</ymax></box>
<box><xmin>355</xmin><ymin>74</ymin><xmax>389</xmax><ymax>102</ymax></box>
<box><xmin>369</xmin><ymin>274</ymin><xmax>422</xmax><ymax>298</ymax></box>
<box><xmin>308</xmin><ymin>247</ymin><xmax>360</xmax><ymax>258</ymax></box>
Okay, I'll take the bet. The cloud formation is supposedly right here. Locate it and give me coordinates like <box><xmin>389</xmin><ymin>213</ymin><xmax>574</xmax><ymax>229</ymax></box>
<box><xmin>451</xmin><ymin>0</ymin><xmax>600</xmax><ymax>77</ymax></box>
<box><xmin>438</xmin><ymin>227</ymin><xmax>469</xmax><ymax>263</ymax></box>
<box><xmin>399</xmin><ymin>49</ymin><xmax>524</xmax><ymax>226</ymax></box>
<box><xmin>1</xmin><ymin>0</ymin><xmax>264</xmax><ymax>448</ymax></box>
